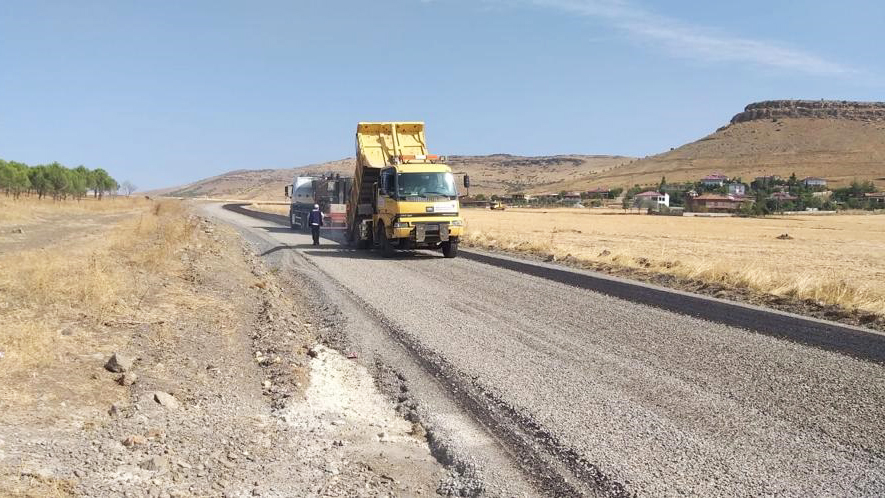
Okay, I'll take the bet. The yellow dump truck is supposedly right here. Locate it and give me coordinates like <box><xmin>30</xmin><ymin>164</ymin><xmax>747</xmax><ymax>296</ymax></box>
<box><xmin>347</xmin><ymin>122</ymin><xmax>464</xmax><ymax>258</ymax></box>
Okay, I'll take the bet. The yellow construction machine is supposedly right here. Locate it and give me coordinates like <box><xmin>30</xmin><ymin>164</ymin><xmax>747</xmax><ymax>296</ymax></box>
<box><xmin>346</xmin><ymin>122</ymin><xmax>464</xmax><ymax>258</ymax></box>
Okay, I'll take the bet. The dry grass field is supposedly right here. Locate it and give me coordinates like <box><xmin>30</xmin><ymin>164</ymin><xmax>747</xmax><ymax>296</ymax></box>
<box><xmin>0</xmin><ymin>200</ymin><xmax>199</xmax><ymax>376</ymax></box>
<box><xmin>0</xmin><ymin>196</ymin><xmax>151</xmax><ymax>224</ymax></box>
<box><xmin>462</xmin><ymin>208</ymin><xmax>885</xmax><ymax>316</ymax></box>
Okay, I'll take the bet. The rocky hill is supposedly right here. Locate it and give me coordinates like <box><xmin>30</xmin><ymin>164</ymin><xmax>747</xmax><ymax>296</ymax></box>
<box><xmin>731</xmin><ymin>100</ymin><xmax>885</xmax><ymax>124</ymax></box>
<box><xmin>549</xmin><ymin>100</ymin><xmax>885</xmax><ymax>191</ymax></box>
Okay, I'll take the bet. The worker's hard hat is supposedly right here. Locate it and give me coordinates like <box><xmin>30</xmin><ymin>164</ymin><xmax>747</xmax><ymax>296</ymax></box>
<box><xmin>313</xmin><ymin>204</ymin><xmax>319</xmax><ymax>209</ymax></box>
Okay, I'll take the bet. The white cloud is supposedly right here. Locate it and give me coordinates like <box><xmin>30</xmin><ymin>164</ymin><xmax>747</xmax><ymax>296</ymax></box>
<box><xmin>502</xmin><ymin>0</ymin><xmax>854</xmax><ymax>76</ymax></box>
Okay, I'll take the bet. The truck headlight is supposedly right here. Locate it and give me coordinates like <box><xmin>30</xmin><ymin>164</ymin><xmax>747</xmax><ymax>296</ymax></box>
<box><xmin>450</xmin><ymin>220</ymin><xmax>463</xmax><ymax>226</ymax></box>
<box><xmin>393</xmin><ymin>222</ymin><xmax>410</xmax><ymax>228</ymax></box>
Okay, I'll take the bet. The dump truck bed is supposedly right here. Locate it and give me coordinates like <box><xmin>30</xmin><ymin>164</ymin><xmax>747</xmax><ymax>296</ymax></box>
<box><xmin>350</xmin><ymin>122</ymin><xmax>431</xmax><ymax>225</ymax></box>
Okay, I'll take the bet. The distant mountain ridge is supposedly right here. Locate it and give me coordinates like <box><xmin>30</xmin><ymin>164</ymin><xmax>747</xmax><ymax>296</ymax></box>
<box><xmin>155</xmin><ymin>100</ymin><xmax>885</xmax><ymax>199</ymax></box>
<box><xmin>153</xmin><ymin>155</ymin><xmax>633</xmax><ymax>200</ymax></box>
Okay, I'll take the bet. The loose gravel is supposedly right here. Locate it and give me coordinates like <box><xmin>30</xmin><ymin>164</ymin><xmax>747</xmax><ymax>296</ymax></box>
<box><xmin>211</xmin><ymin>203</ymin><xmax>885</xmax><ymax>497</ymax></box>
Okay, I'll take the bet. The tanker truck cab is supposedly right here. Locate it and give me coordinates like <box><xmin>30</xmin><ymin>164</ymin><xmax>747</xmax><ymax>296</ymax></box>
<box><xmin>375</xmin><ymin>159</ymin><xmax>464</xmax><ymax>257</ymax></box>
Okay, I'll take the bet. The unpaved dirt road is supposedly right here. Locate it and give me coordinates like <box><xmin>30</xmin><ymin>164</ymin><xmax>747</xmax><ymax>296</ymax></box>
<box><xmin>207</xmin><ymin>203</ymin><xmax>885</xmax><ymax>497</ymax></box>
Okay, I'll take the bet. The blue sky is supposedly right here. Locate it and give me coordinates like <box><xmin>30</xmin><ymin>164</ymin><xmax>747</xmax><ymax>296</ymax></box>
<box><xmin>1</xmin><ymin>0</ymin><xmax>882</xmax><ymax>190</ymax></box>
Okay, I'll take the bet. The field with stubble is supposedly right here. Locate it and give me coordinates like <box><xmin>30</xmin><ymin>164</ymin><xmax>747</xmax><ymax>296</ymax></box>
<box><xmin>462</xmin><ymin>207</ymin><xmax>885</xmax><ymax>318</ymax></box>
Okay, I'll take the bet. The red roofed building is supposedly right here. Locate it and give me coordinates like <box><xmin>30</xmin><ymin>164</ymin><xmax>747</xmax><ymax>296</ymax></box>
<box><xmin>686</xmin><ymin>194</ymin><xmax>753</xmax><ymax>213</ymax></box>
<box><xmin>700</xmin><ymin>173</ymin><xmax>729</xmax><ymax>187</ymax></box>
<box><xmin>633</xmin><ymin>191</ymin><xmax>670</xmax><ymax>208</ymax></box>
<box><xmin>585</xmin><ymin>187</ymin><xmax>611</xmax><ymax>198</ymax></box>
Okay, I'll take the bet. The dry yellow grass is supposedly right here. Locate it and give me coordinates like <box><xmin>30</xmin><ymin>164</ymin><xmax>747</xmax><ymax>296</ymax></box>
<box><xmin>0</xmin><ymin>196</ymin><xmax>150</xmax><ymax>224</ymax></box>
<box><xmin>0</xmin><ymin>200</ymin><xmax>197</xmax><ymax>375</ymax></box>
<box><xmin>462</xmin><ymin>208</ymin><xmax>885</xmax><ymax>316</ymax></box>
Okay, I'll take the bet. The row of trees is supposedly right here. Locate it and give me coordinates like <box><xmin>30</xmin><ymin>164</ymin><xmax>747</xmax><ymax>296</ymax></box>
<box><xmin>0</xmin><ymin>159</ymin><xmax>127</xmax><ymax>200</ymax></box>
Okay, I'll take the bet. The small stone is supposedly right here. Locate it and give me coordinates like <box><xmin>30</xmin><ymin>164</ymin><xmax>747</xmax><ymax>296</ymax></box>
<box><xmin>122</xmin><ymin>435</ymin><xmax>147</xmax><ymax>447</ymax></box>
<box><xmin>108</xmin><ymin>402</ymin><xmax>126</xmax><ymax>417</ymax></box>
<box><xmin>146</xmin><ymin>429</ymin><xmax>166</xmax><ymax>441</ymax></box>
<box><xmin>262</xmin><ymin>380</ymin><xmax>272</xmax><ymax>389</ymax></box>
<box><xmin>307</xmin><ymin>347</ymin><xmax>319</xmax><ymax>358</ymax></box>
<box><xmin>117</xmin><ymin>372</ymin><xmax>138</xmax><ymax>386</ymax></box>
<box><xmin>139</xmin><ymin>456</ymin><xmax>169</xmax><ymax>472</ymax></box>
<box><xmin>153</xmin><ymin>392</ymin><xmax>180</xmax><ymax>410</ymax></box>
<box><xmin>104</xmin><ymin>353</ymin><xmax>134</xmax><ymax>373</ymax></box>
<box><xmin>11</xmin><ymin>227</ymin><xmax>23</xmax><ymax>234</ymax></box>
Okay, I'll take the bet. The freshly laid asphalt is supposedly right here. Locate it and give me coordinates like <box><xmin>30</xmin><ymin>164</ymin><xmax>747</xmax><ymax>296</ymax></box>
<box><xmin>211</xmin><ymin>203</ymin><xmax>885</xmax><ymax>497</ymax></box>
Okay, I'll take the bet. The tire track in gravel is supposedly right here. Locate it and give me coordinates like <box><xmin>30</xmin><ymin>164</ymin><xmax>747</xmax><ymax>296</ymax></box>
<box><xmin>294</xmin><ymin>252</ymin><xmax>634</xmax><ymax>497</ymax></box>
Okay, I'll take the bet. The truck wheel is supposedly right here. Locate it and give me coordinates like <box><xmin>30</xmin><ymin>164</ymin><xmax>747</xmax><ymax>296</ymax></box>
<box><xmin>289</xmin><ymin>211</ymin><xmax>297</xmax><ymax>230</ymax></box>
<box><xmin>441</xmin><ymin>240</ymin><xmax>459</xmax><ymax>258</ymax></box>
<box><xmin>301</xmin><ymin>215</ymin><xmax>310</xmax><ymax>233</ymax></box>
<box><xmin>377</xmin><ymin>225</ymin><xmax>395</xmax><ymax>258</ymax></box>
<box><xmin>352</xmin><ymin>224</ymin><xmax>370</xmax><ymax>249</ymax></box>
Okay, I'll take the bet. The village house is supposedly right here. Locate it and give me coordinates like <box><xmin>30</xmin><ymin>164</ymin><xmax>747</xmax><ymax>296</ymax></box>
<box><xmin>686</xmin><ymin>194</ymin><xmax>752</xmax><ymax>213</ymax></box>
<box><xmin>700</xmin><ymin>173</ymin><xmax>729</xmax><ymax>187</ymax></box>
<box><xmin>633</xmin><ymin>191</ymin><xmax>670</xmax><ymax>208</ymax></box>
<box><xmin>769</xmin><ymin>191</ymin><xmax>798</xmax><ymax>202</ymax></box>
<box><xmin>754</xmin><ymin>175</ymin><xmax>781</xmax><ymax>185</ymax></box>
<box><xmin>585</xmin><ymin>187</ymin><xmax>611</xmax><ymax>198</ymax></box>
<box><xmin>803</xmin><ymin>177</ymin><xmax>828</xmax><ymax>188</ymax></box>
<box><xmin>562</xmin><ymin>191</ymin><xmax>583</xmax><ymax>203</ymax></box>
<box><xmin>728</xmin><ymin>183</ymin><xmax>747</xmax><ymax>196</ymax></box>
<box><xmin>865</xmin><ymin>192</ymin><xmax>885</xmax><ymax>204</ymax></box>
<box><xmin>532</xmin><ymin>193</ymin><xmax>558</xmax><ymax>204</ymax></box>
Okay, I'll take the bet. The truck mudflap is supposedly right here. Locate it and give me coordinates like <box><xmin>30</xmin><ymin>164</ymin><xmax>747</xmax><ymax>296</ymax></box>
<box><xmin>359</xmin><ymin>220</ymin><xmax>372</xmax><ymax>241</ymax></box>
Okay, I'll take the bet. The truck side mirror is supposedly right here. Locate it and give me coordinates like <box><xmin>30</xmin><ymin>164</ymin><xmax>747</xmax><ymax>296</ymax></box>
<box><xmin>463</xmin><ymin>175</ymin><xmax>470</xmax><ymax>188</ymax></box>
<box><xmin>284</xmin><ymin>185</ymin><xmax>291</xmax><ymax>198</ymax></box>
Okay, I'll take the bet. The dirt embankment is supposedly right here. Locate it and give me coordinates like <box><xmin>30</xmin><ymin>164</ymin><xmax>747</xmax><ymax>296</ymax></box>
<box><xmin>0</xmin><ymin>200</ymin><xmax>442</xmax><ymax>496</ymax></box>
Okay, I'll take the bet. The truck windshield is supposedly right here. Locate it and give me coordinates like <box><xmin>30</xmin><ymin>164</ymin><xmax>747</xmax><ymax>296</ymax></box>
<box><xmin>397</xmin><ymin>172</ymin><xmax>457</xmax><ymax>198</ymax></box>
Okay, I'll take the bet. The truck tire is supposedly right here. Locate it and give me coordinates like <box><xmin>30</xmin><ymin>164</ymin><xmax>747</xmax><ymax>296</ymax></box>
<box><xmin>377</xmin><ymin>225</ymin><xmax>395</xmax><ymax>258</ymax></box>
<box><xmin>351</xmin><ymin>224</ymin><xmax>370</xmax><ymax>249</ymax></box>
<box><xmin>289</xmin><ymin>210</ymin><xmax>297</xmax><ymax>230</ymax></box>
<box><xmin>301</xmin><ymin>214</ymin><xmax>310</xmax><ymax>233</ymax></box>
<box><xmin>441</xmin><ymin>240</ymin><xmax>459</xmax><ymax>258</ymax></box>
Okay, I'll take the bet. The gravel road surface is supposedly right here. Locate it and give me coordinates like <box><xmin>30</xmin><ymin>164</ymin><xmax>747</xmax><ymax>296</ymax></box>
<box><xmin>207</xmin><ymin>203</ymin><xmax>885</xmax><ymax>497</ymax></box>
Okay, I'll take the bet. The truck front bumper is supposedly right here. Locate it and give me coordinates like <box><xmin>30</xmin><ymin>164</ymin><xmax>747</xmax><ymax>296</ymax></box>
<box><xmin>392</xmin><ymin>218</ymin><xmax>463</xmax><ymax>242</ymax></box>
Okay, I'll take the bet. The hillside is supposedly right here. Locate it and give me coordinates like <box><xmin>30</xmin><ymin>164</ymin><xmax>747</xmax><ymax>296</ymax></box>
<box><xmin>552</xmin><ymin>100</ymin><xmax>885</xmax><ymax>190</ymax></box>
<box><xmin>157</xmin><ymin>100</ymin><xmax>885</xmax><ymax>199</ymax></box>
<box><xmin>158</xmin><ymin>155</ymin><xmax>633</xmax><ymax>200</ymax></box>
<box><xmin>158</xmin><ymin>159</ymin><xmax>354</xmax><ymax>200</ymax></box>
